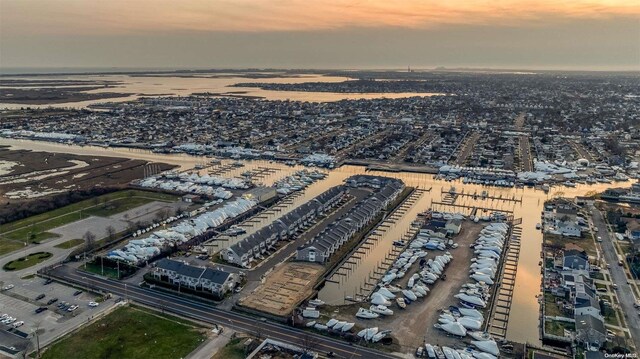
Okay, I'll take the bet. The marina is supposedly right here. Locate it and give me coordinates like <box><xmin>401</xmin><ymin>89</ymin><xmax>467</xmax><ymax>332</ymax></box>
<box><xmin>0</xmin><ymin>138</ymin><xmax>634</xmax><ymax>346</ymax></box>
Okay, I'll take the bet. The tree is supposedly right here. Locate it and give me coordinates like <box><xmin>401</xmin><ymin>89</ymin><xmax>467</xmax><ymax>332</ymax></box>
<box><xmin>83</xmin><ymin>231</ymin><xmax>96</xmax><ymax>251</ymax></box>
<box><xmin>106</xmin><ymin>225</ymin><xmax>116</xmax><ymax>241</ymax></box>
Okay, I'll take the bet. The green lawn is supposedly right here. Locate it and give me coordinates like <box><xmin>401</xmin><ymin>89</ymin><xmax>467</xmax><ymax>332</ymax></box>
<box><xmin>3</xmin><ymin>252</ymin><xmax>52</xmax><ymax>271</ymax></box>
<box><xmin>41</xmin><ymin>306</ymin><xmax>205</xmax><ymax>359</ymax></box>
<box><xmin>212</xmin><ymin>337</ymin><xmax>248</xmax><ymax>359</ymax></box>
<box><xmin>544</xmin><ymin>293</ymin><xmax>564</xmax><ymax>317</ymax></box>
<box><xmin>54</xmin><ymin>238</ymin><xmax>85</xmax><ymax>249</ymax></box>
<box><xmin>0</xmin><ymin>190</ymin><xmax>178</xmax><ymax>255</ymax></box>
<box><xmin>544</xmin><ymin>319</ymin><xmax>574</xmax><ymax>337</ymax></box>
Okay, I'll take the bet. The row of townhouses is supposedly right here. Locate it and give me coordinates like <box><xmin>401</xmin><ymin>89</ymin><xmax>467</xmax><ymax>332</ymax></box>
<box><xmin>220</xmin><ymin>185</ymin><xmax>347</xmax><ymax>267</ymax></box>
<box><xmin>296</xmin><ymin>176</ymin><xmax>405</xmax><ymax>263</ymax></box>
<box><xmin>151</xmin><ymin>258</ymin><xmax>237</xmax><ymax>299</ymax></box>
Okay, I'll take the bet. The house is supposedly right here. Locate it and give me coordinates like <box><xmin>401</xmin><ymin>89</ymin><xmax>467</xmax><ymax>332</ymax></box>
<box><xmin>563</xmin><ymin>250</ymin><xmax>590</xmax><ymax>271</ymax></box>
<box><xmin>558</xmin><ymin>220</ymin><xmax>582</xmax><ymax>237</ymax></box>
<box><xmin>152</xmin><ymin>258</ymin><xmax>236</xmax><ymax>299</ymax></box>
<box><xmin>445</xmin><ymin>219</ymin><xmax>462</xmax><ymax>235</ymax></box>
<box><xmin>575</xmin><ymin>314</ymin><xmax>607</xmax><ymax>350</ymax></box>
<box><xmin>574</xmin><ymin>296</ymin><xmax>602</xmax><ymax>320</ymax></box>
<box><xmin>556</xmin><ymin>203</ymin><xmax>578</xmax><ymax>222</ymax></box>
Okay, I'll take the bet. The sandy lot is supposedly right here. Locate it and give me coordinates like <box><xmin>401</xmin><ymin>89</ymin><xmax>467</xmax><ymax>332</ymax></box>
<box><xmin>238</xmin><ymin>262</ymin><xmax>324</xmax><ymax>317</ymax></box>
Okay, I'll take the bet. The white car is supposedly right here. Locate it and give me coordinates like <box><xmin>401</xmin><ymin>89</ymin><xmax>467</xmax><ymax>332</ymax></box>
<box><xmin>12</xmin><ymin>321</ymin><xmax>24</xmax><ymax>328</ymax></box>
<box><xmin>88</xmin><ymin>302</ymin><xmax>99</xmax><ymax>307</ymax></box>
<box><xmin>1</xmin><ymin>284</ymin><xmax>14</xmax><ymax>291</ymax></box>
<box><xmin>67</xmin><ymin>305</ymin><xmax>79</xmax><ymax>312</ymax></box>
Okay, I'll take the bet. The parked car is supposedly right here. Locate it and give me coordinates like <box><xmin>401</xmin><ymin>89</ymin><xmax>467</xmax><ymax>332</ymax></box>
<box><xmin>35</xmin><ymin>294</ymin><xmax>45</xmax><ymax>301</ymax></box>
<box><xmin>12</xmin><ymin>321</ymin><xmax>24</xmax><ymax>328</ymax></box>
<box><xmin>73</xmin><ymin>290</ymin><xmax>83</xmax><ymax>296</ymax></box>
<box><xmin>88</xmin><ymin>302</ymin><xmax>99</xmax><ymax>307</ymax></box>
<box><xmin>1</xmin><ymin>284</ymin><xmax>14</xmax><ymax>291</ymax></box>
<box><xmin>67</xmin><ymin>305</ymin><xmax>79</xmax><ymax>312</ymax></box>
<box><xmin>35</xmin><ymin>307</ymin><xmax>47</xmax><ymax>314</ymax></box>
<box><xmin>47</xmin><ymin>298</ymin><xmax>59</xmax><ymax>305</ymax></box>
<box><xmin>44</xmin><ymin>279</ymin><xmax>53</xmax><ymax>285</ymax></box>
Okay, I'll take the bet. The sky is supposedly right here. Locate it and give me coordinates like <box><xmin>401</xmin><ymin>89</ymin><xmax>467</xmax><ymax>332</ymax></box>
<box><xmin>1</xmin><ymin>0</ymin><xmax>639</xmax><ymax>71</ymax></box>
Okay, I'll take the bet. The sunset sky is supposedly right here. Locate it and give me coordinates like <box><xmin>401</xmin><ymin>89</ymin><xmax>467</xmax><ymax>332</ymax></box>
<box><xmin>1</xmin><ymin>0</ymin><xmax>639</xmax><ymax>70</ymax></box>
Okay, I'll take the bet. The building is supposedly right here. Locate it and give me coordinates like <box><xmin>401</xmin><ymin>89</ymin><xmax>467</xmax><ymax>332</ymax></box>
<box><xmin>243</xmin><ymin>186</ymin><xmax>277</xmax><ymax>203</ymax></box>
<box><xmin>221</xmin><ymin>185</ymin><xmax>347</xmax><ymax>267</ymax></box>
<box><xmin>445</xmin><ymin>219</ymin><xmax>463</xmax><ymax>235</ymax></box>
<box><xmin>562</xmin><ymin>250</ymin><xmax>590</xmax><ymax>271</ymax></box>
<box><xmin>297</xmin><ymin>176</ymin><xmax>404</xmax><ymax>263</ymax></box>
<box><xmin>575</xmin><ymin>314</ymin><xmax>607</xmax><ymax>350</ymax></box>
<box><xmin>152</xmin><ymin>258</ymin><xmax>237</xmax><ymax>299</ymax></box>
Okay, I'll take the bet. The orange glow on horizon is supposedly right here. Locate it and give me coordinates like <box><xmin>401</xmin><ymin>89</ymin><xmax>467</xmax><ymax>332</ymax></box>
<box><xmin>2</xmin><ymin>0</ymin><xmax>639</xmax><ymax>35</ymax></box>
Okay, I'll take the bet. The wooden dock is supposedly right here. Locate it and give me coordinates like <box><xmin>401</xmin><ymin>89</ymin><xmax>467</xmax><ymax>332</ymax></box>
<box><xmin>484</xmin><ymin>218</ymin><xmax>523</xmax><ymax>340</ymax></box>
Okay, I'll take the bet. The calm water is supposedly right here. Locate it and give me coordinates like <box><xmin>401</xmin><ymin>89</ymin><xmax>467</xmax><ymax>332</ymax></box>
<box><xmin>0</xmin><ymin>138</ymin><xmax>631</xmax><ymax>344</ymax></box>
<box><xmin>0</xmin><ymin>73</ymin><xmax>442</xmax><ymax>108</ymax></box>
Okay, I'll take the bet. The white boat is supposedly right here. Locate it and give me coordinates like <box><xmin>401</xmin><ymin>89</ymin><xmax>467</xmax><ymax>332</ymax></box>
<box><xmin>442</xmin><ymin>346</ymin><xmax>456</xmax><ymax>359</ymax></box>
<box><xmin>471</xmin><ymin>340</ymin><xmax>500</xmax><ymax>356</ymax></box>
<box><xmin>356</xmin><ymin>307</ymin><xmax>380</xmax><ymax>319</ymax></box>
<box><xmin>458</xmin><ymin>308</ymin><xmax>484</xmax><ymax>320</ymax></box>
<box><xmin>455</xmin><ymin>293</ymin><xmax>486</xmax><ymax>308</ymax></box>
<box><xmin>364</xmin><ymin>327</ymin><xmax>379</xmax><ymax>341</ymax></box>
<box><xmin>457</xmin><ymin>316</ymin><xmax>483</xmax><ymax>330</ymax></box>
<box><xmin>326</xmin><ymin>319</ymin><xmax>339</xmax><ymax>327</ymax></box>
<box><xmin>376</xmin><ymin>287</ymin><xmax>396</xmax><ymax>299</ymax></box>
<box><xmin>425</xmin><ymin>344</ymin><xmax>436</xmax><ymax>358</ymax></box>
<box><xmin>403</xmin><ymin>290</ymin><xmax>418</xmax><ymax>301</ymax></box>
<box><xmin>468</xmin><ymin>331</ymin><xmax>493</xmax><ymax>341</ymax></box>
<box><xmin>396</xmin><ymin>298</ymin><xmax>407</xmax><ymax>309</ymax></box>
<box><xmin>437</xmin><ymin>322</ymin><xmax>467</xmax><ymax>337</ymax></box>
<box><xmin>309</xmin><ymin>299</ymin><xmax>325</xmax><ymax>306</ymax></box>
<box><xmin>370</xmin><ymin>305</ymin><xmax>394</xmax><ymax>316</ymax></box>
<box><xmin>305</xmin><ymin>321</ymin><xmax>316</xmax><ymax>327</ymax></box>
<box><xmin>341</xmin><ymin>322</ymin><xmax>355</xmax><ymax>332</ymax></box>
<box><xmin>370</xmin><ymin>293</ymin><xmax>392</xmax><ymax>306</ymax></box>
<box><xmin>386</xmin><ymin>285</ymin><xmax>402</xmax><ymax>293</ymax></box>
<box><xmin>302</xmin><ymin>309</ymin><xmax>320</xmax><ymax>318</ymax></box>
<box><xmin>471</xmin><ymin>352</ymin><xmax>497</xmax><ymax>359</ymax></box>
<box><xmin>332</xmin><ymin>321</ymin><xmax>346</xmax><ymax>330</ymax></box>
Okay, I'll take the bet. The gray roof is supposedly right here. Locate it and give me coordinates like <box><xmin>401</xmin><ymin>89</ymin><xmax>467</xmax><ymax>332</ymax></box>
<box><xmin>575</xmin><ymin>314</ymin><xmax>606</xmax><ymax>334</ymax></box>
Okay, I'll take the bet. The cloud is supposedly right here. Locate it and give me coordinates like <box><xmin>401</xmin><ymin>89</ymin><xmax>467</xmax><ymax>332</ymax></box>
<box><xmin>2</xmin><ymin>0</ymin><xmax>639</xmax><ymax>35</ymax></box>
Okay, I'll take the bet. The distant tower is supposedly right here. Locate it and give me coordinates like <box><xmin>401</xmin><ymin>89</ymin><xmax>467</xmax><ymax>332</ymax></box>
<box><xmin>408</xmin><ymin>65</ymin><xmax>411</xmax><ymax>73</ymax></box>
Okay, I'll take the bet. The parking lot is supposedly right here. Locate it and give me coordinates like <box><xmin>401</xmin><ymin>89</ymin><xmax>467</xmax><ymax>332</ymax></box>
<box><xmin>0</xmin><ymin>276</ymin><xmax>118</xmax><ymax>357</ymax></box>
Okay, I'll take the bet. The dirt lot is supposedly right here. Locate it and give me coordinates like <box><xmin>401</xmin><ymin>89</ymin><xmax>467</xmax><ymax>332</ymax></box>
<box><xmin>238</xmin><ymin>262</ymin><xmax>324</xmax><ymax>317</ymax></box>
<box><xmin>321</xmin><ymin>220</ymin><xmax>486</xmax><ymax>351</ymax></box>
<box><xmin>0</xmin><ymin>148</ymin><xmax>175</xmax><ymax>223</ymax></box>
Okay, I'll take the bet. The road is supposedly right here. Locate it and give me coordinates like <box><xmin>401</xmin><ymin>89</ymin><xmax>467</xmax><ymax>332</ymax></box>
<box><xmin>591</xmin><ymin>205</ymin><xmax>640</xmax><ymax>350</ymax></box>
<box><xmin>45</xmin><ymin>265</ymin><xmax>398</xmax><ymax>359</ymax></box>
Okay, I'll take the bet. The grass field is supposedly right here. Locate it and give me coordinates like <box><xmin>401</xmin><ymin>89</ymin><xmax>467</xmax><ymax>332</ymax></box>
<box><xmin>211</xmin><ymin>337</ymin><xmax>247</xmax><ymax>359</ymax></box>
<box><xmin>54</xmin><ymin>238</ymin><xmax>85</xmax><ymax>249</ymax></box>
<box><xmin>3</xmin><ymin>251</ymin><xmax>52</xmax><ymax>271</ymax></box>
<box><xmin>0</xmin><ymin>190</ymin><xmax>177</xmax><ymax>256</ymax></box>
<box><xmin>41</xmin><ymin>306</ymin><xmax>205</xmax><ymax>359</ymax></box>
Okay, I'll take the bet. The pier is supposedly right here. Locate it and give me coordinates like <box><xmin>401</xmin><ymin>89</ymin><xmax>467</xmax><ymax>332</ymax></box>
<box><xmin>484</xmin><ymin>218</ymin><xmax>523</xmax><ymax>340</ymax></box>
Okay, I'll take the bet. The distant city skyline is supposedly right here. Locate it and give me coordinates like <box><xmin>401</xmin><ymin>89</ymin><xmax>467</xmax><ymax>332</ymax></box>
<box><xmin>1</xmin><ymin>0</ymin><xmax>639</xmax><ymax>71</ymax></box>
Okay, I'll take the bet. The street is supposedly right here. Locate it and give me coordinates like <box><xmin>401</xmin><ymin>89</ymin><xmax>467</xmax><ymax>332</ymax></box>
<box><xmin>44</xmin><ymin>265</ymin><xmax>398</xmax><ymax>359</ymax></box>
<box><xmin>591</xmin><ymin>205</ymin><xmax>640</xmax><ymax>350</ymax></box>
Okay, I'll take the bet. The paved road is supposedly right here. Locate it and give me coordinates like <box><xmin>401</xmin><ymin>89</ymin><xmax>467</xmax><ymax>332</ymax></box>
<box><xmin>45</xmin><ymin>265</ymin><xmax>398</xmax><ymax>359</ymax></box>
<box><xmin>591</xmin><ymin>205</ymin><xmax>640</xmax><ymax>350</ymax></box>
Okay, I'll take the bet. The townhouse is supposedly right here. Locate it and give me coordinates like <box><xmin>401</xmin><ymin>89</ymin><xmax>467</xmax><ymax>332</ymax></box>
<box><xmin>221</xmin><ymin>185</ymin><xmax>347</xmax><ymax>267</ymax></box>
<box><xmin>151</xmin><ymin>258</ymin><xmax>237</xmax><ymax>299</ymax></box>
<box><xmin>296</xmin><ymin>176</ymin><xmax>404</xmax><ymax>263</ymax></box>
